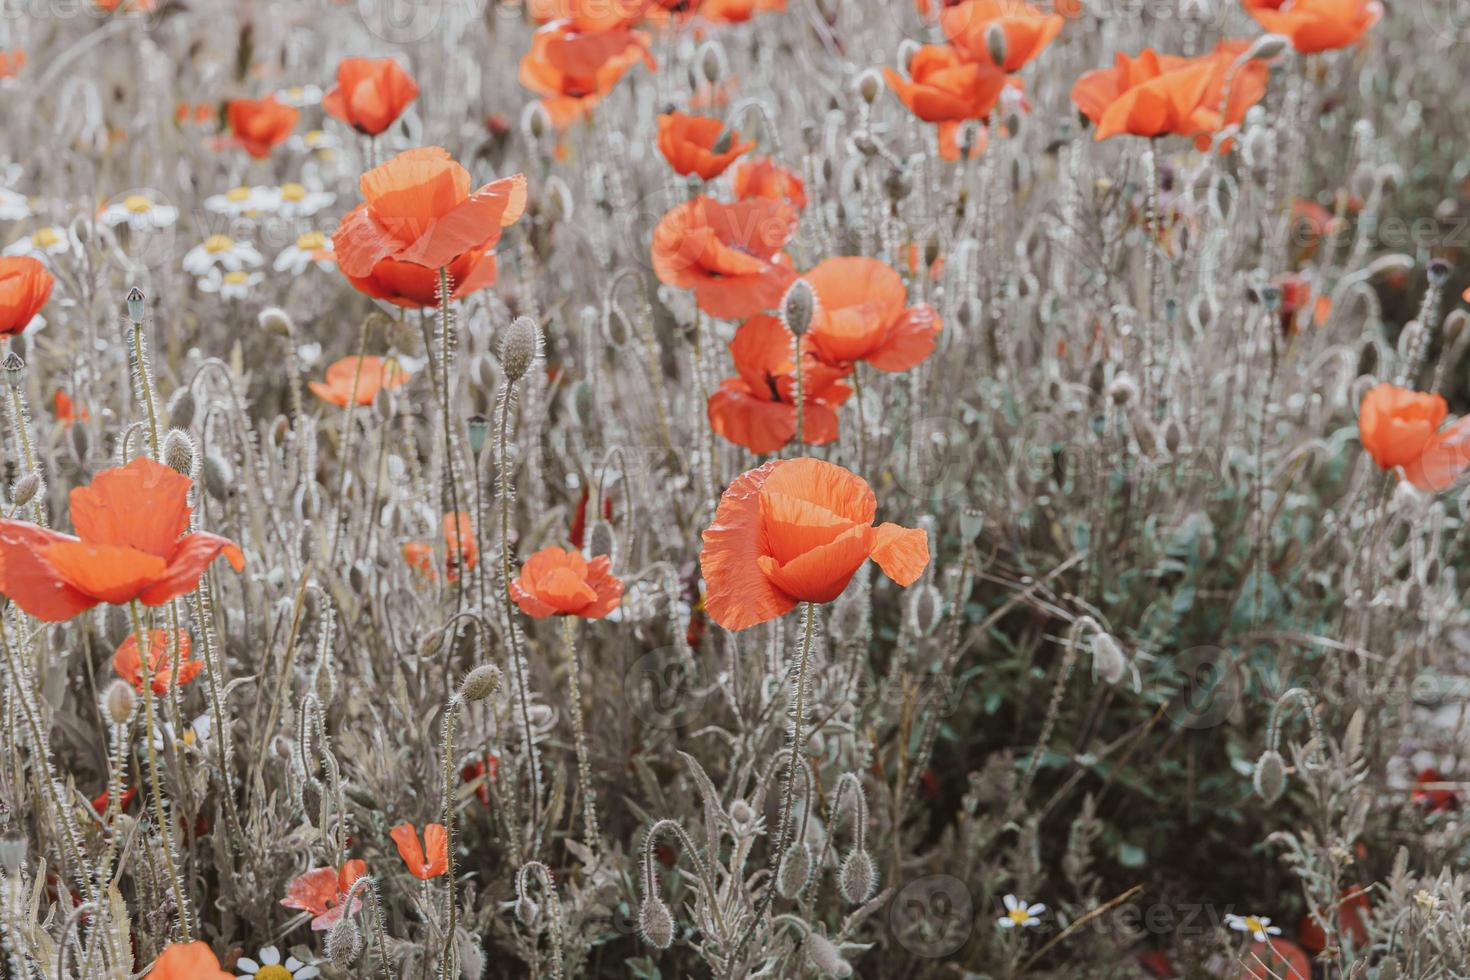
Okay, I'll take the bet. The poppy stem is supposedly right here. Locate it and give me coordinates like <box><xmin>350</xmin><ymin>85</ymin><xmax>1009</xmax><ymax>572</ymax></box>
<box><xmin>561</xmin><ymin>615</ymin><xmax>600</xmax><ymax>853</ymax></box>
<box><xmin>127</xmin><ymin>319</ymin><xmax>162</xmax><ymax>458</ymax></box>
<box><xmin>436</xmin><ymin>268</ymin><xmax>467</xmax><ymax>612</ymax></box>
<box><xmin>327</xmin><ymin>315</ymin><xmax>370</xmax><ymax>567</ymax></box>
<box><xmin>129</xmin><ymin>601</ymin><xmax>195</xmax><ymax>941</ymax></box>
<box><xmin>791</xmin><ymin>333</ymin><xmax>805</xmax><ymax>456</ymax></box>
<box><xmin>439</xmin><ymin>696</ymin><xmax>461</xmax><ymax>980</ymax></box>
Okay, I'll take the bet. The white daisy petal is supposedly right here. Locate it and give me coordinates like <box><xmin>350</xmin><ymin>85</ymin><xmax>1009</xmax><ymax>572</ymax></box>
<box><xmin>236</xmin><ymin>958</ymin><xmax>260</xmax><ymax>972</ymax></box>
<box><xmin>260</xmin><ymin>946</ymin><xmax>280</xmax><ymax>965</ymax></box>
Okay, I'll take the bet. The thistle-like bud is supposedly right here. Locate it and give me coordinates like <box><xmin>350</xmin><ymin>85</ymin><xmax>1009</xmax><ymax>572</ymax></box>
<box><xmin>856</xmin><ymin>68</ymin><xmax>882</xmax><ymax>104</ymax></box>
<box><xmin>781</xmin><ymin>278</ymin><xmax>816</xmax><ymax>336</ymax></box>
<box><xmin>638</xmin><ymin>896</ymin><xmax>675</xmax><ymax>949</ymax></box>
<box><xmin>501</xmin><ymin>316</ymin><xmax>540</xmax><ymax>383</ymax></box>
<box><xmin>1253</xmin><ymin>749</ymin><xmax>1287</xmax><ymax>804</ymax></box>
<box><xmin>803</xmin><ymin>931</ymin><xmax>852</xmax><ymax>978</ymax></box>
<box><xmin>985</xmin><ymin>22</ymin><xmax>1007</xmax><ymax>67</ymax></box>
<box><xmin>325</xmin><ymin>917</ymin><xmax>363</xmax><ymax>968</ymax></box>
<box><xmin>776</xmin><ymin>842</ymin><xmax>813</xmax><ymax>899</ymax></box>
<box><xmin>104</xmin><ymin>679</ymin><xmax>136</xmax><ymax>725</ymax></box>
<box><xmin>838</xmin><ymin>848</ymin><xmax>876</xmax><ymax>903</ymax></box>
<box><xmin>729</xmin><ymin>799</ymin><xmax>758</xmax><ymax>838</ymax></box>
<box><xmin>1090</xmin><ymin>632</ymin><xmax>1126</xmax><ymax>686</ymax></box>
<box><xmin>126</xmin><ymin>287</ymin><xmax>145</xmax><ymax>325</ymax></box>
<box><xmin>162</xmin><ymin>428</ymin><xmax>196</xmax><ymax>476</ymax></box>
<box><xmin>3</xmin><ymin>352</ymin><xmax>25</xmax><ymax>388</ymax></box>
<box><xmin>459</xmin><ymin>664</ymin><xmax>503</xmax><ymax>702</ymax></box>
<box><xmin>258</xmin><ymin>306</ymin><xmax>294</xmax><ymax>336</ymax></box>
<box><xmin>11</xmin><ymin>473</ymin><xmax>40</xmax><ymax>508</ymax></box>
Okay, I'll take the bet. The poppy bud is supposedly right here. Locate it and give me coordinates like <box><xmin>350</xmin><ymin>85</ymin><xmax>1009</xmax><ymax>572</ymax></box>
<box><xmin>638</xmin><ymin>895</ymin><xmax>674</xmax><ymax>949</ymax></box>
<box><xmin>587</xmin><ymin>519</ymin><xmax>616</xmax><ymax>564</ymax></box>
<box><xmin>781</xmin><ymin>279</ymin><xmax>816</xmax><ymax>336</ymax></box>
<box><xmin>125</xmin><ymin>287</ymin><xmax>145</xmax><ymax>325</ymax></box>
<box><xmin>2</xmin><ymin>352</ymin><xmax>24</xmax><ymax>388</ymax></box>
<box><xmin>515</xmin><ymin>893</ymin><xmax>541</xmax><ymax>926</ymax></box>
<box><xmin>897</xmin><ymin>39</ymin><xmax>920</xmax><ymax>74</ymax></box>
<box><xmin>163</xmin><ymin>429</ymin><xmax>196</xmax><ymax>477</ymax></box>
<box><xmin>542</xmin><ymin>176</ymin><xmax>573</xmax><ymax>224</ymax></box>
<box><xmin>466</xmin><ymin>414</ymin><xmax>490</xmax><ymax>456</ymax></box>
<box><xmin>729</xmin><ymin>799</ymin><xmax>758</xmax><ymax>837</ymax></box>
<box><xmin>326</xmin><ymin>917</ymin><xmax>363</xmax><ymax>968</ymax></box>
<box><xmin>1247</xmin><ymin>34</ymin><xmax>1289</xmax><ymax>60</ymax></box>
<box><xmin>202</xmin><ymin>454</ymin><xmax>235</xmax><ymax>501</ymax></box>
<box><xmin>1445</xmin><ymin>310</ymin><xmax>1469</xmax><ymax>345</ymax></box>
<box><xmin>958</xmin><ymin>294</ymin><xmax>982</xmax><ymax>332</ymax></box>
<box><xmin>10</xmin><ymin>472</ymin><xmax>39</xmax><ymax>507</ymax></box>
<box><xmin>856</xmin><ymin>68</ymin><xmax>882</xmax><ymax>105</ymax></box>
<box><xmin>985</xmin><ymin>22</ymin><xmax>1007</xmax><ymax>67</ymax></box>
<box><xmin>908</xmin><ymin>583</ymin><xmax>943</xmax><ymax>637</ymax></box>
<box><xmin>1427</xmin><ymin>258</ymin><xmax>1452</xmax><ymax>287</ymax></box>
<box><xmin>1108</xmin><ymin>374</ymin><xmax>1137</xmax><ymax>405</ymax></box>
<box><xmin>711</xmin><ymin>127</ymin><xmax>735</xmax><ymax>155</ymax></box>
<box><xmin>1253</xmin><ymin>749</ymin><xmax>1287</xmax><ymax>804</ymax></box>
<box><xmin>698</xmin><ymin>41</ymin><xmax>725</xmax><ymax>84</ymax></box>
<box><xmin>803</xmin><ymin>931</ymin><xmax>851</xmax><ymax>978</ymax></box>
<box><xmin>501</xmin><ymin>316</ymin><xmax>540</xmax><ymax>383</ymax></box>
<box><xmin>258</xmin><ymin>306</ymin><xmax>294</xmax><ymax>336</ymax></box>
<box><xmin>776</xmin><ymin>842</ymin><xmax>813</xmax><ymax>898</ymax></box>
<box><xmin>838</xmin><ymin>848</ymin><xmax>876</xmax><ymax>903</ymax></box>
<box><xmin>70</xmin><ymin>420</ymin><xmax>90</xmax><ymax>461</ymax></box>
<box><xmin>459</xmin><ymin>664</ymin><xmax>503</xmax><ymax>702</ymax></box>
<box><xmin>1259</xmin><ymin>284</ymin><xmax>1282</xmax><ymax>312</ymax></box>
<box><xmin>522</xmin><ymin>101</ymin><xmax>549</xmax><ymax>143</ymax></box>
<box><xmin>1164</xmin><ymin>420</ymin><xmax>1184</xmax><ymax>454</ymax></box>
<box><xmin>167</xmin><ymin>389</ymin><xmax>196</xmax><ymax>431</ymax></box>
<box><xmin>1091</xmin><ymin>632</ymin><xmax>1126</xmax><ymax>686</ymax></box>
<box><xmin>104</xmin><ymin>679</ymin><xmax>136</xmax><ymax>725</ymax></box>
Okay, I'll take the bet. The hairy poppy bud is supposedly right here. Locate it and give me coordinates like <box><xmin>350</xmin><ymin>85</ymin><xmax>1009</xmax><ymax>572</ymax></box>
<box><xmin>587</xmin><ymin>519</ymin><xmax>616</xmax><ymax>565</ymax></box>
<box><xmin>781</xmin><ymin>279</ymin><xmax>816</xmax><ymax>336</ymax></box>
<box><xmin>856</xmin><ymin>68</ymin><xmax>882</xmax><ymax>105</ymax></box>
<box><xmin>326</xmin><ymin>917</ymin><xmax>363</xmax><ymax>968</ymax></box>
<box><xmin>459</xmin><ymin>664</ymin><xmax>503</xmax><ymax>702</ymax></box>
<box><xmin>803</xmin><ymin>931</ymin><xmax>851</xmax><ymax>977</ymax></box>
<box><xmin>985</xmin><ymin>22</ymin><xmax>1007</xmax><ymax>67</ymax></box>
<box><xmin>544</xmin><ymin>176</ymin><xmax>573</xmax><ymax>222</ymax></box>
<box><xmin>258</xmin><ymin>306</ymin><xmax>294</xmax><ymax>336</ymax></box>
<box><xmin>1091</xmin><ymin>632</ymin><xmax>1126</xmax><ymax>686</ymax></box>
<box><xmin>515</xmin><ymin>893</ymin><xmax>540</xmax><ymax>926</ymax></box>
<box><xmin>638</xmin><ymin>896</ymin><xmax>674</xmax><ymax>949</ymax></box>
<box><xmin>167</xmin><ymin>389</ymin><xmax>196</xmax><ymax>431</ymax></box>
<box><xmin>698</xmin><ymin>41</ymin><xmax>725</xmax><ymax>84</ymax></box>
<box><xmin>10</xmin><ymin>473</ymin><xmax>39</xmax><ymax>508</ymax></box>
<box><xmin>163</xmin><ymin>429</ymin><xmax>196</xmax><ymax>476</ymax></box>
<box><xmin>501</xmin><ymin>316</ymin><xmax>540</xmax><ymax>383</ymax></box>
<box><xmin>839</xmin><ymin>848</ymin><xmax>876</xmax><ymax>903</ymax></box>
<box><xmin>70</xmin><ymin>419</ymin><xmax>90</xmax><ymax>461</ymax></box>
<box><xmin>1253</xmin><ymin>749</ymin><xmax>1287</xmax><ymax>804</ymax></box>
<box><xmin>522</xmin><ymin>101</ymin><xmax>549</xmax><ymax>143</ymax></box>
<box><xmin>104</xmin><ymin>679</ymin><xmax>136</xmax><ymax>725</ymax></box>
<box><xmin>1248</xmin><ymin>34</ymin><xmax>1288</xmax><ymax>60</ymax></box>
<box><xmin>1445</xmin><ymin>310</ymin><xmax>1469</xmax><ymax>346</ymax></box>
<box><xmin>897</xmin><ymin>39</ymin><xmax>920</xmax><ymax>74</ymax></box>
<box><xmin>908</xmin><ymin>583</ymin><xmax>943</xmax><ymax>637</ymax></box>
<box><xmin>777</xmin><ymin>842</ymin><xmax>813</xmax><ymax>899</ymax></box>
<box><xmin>729</xmin><ymin>799</ymin><xmax>758</xmax><ymax>837</ymax></box>
<box><xmin>202</xmin><ymin>454</ymin><xmax>234</xmax><ymax>501</ymax></box>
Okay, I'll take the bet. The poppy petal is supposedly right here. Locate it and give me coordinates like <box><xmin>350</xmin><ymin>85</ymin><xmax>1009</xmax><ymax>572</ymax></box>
<box><xmin>137</xmin><ymin>532</ymin><xmax>245</xmax><ymax>606</ymax></box>
<box><xmin>68</xmin><ymin>457</ymin><xmax>192</xmax><ymax>558</ymax></box>
<box><xmin>390</xmin><ymin>823</ymin><xmax>427</xmax><ymax>876</ymax></box>
<box><xmin>41</xmin><ymin>541</ymin><xmax>167</xmax><ymax>605</ymax></box>
<box><xmin>1405</xmin><ymin>417</ymin><xmax>1470</xmax><ymax>492</ymax></box>
<box><xmin>866</xmin><ymin>304</ymin><xmax>942</xmax><ymax>372</ymax></box>
<box><xmin>700</xmin><ymin>459</ymin><xmax>797</xmax><ymax>630</ymax></box>
<box><xmin>871</xmin><ymin>523</ymin><xmax>931</xmax><ymax>586</ymax></box>
<box><xmin>756</xmin><ymin>523</ymin><xmax>873</xmax><ymax>603</ymax></box>
<box><xmin>0</xmin><ymin>521</ymin><xmax>96</xmax><ymax>621</ymax></box>
<box><xmin>392</xmin><ymin>174</ymin><xmax>527</xmax><ymax>269</ymax></box>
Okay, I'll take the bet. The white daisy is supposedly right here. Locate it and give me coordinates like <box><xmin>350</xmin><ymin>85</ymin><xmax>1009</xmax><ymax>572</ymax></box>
<box><xmin>273</xmin><ymin>230</ymin><xmax>335</xmax><ymax>275</ymax></box>
<box><xmin>273</xmin><ymin>181</ymin><xmax>335</xmax><ymax>220</ymax></box>
<box><xmin>235</xmin><ymin>945</ymin><xmax>320</xmax><ymax>979</ymax></box>
<box><xmin>99</xmin><ymin>193</ymin><xmax>179</xmax><ymax>232</ymax></box>
<box><xmin>288</xmin><ymin>129</ymin><xmax>341</xmax><ymax>153</ymax></box>
<box><xmin>1225</xmin><ymin>912</ymin><xmax>1282</xmax><ymax>943</ymax></box>
<box><xmin>152</xmin><ymin>713</ymin><xmax>212</xmax><ymax>753</ymax></box>
<box><xmin>197</xmin><ymin>268</ymin><xmax>265</xmax><ymax>301</ymax></box>
<box><xmin>275</xmin><ymin>84</ymin><xmax>324</xmax><ymax>108</ymax></box>
<box><xmin>998</xmin><ymin>894</ymin><xmax>1045</xmax><ymax>929</ymax></box>
<box><xmin>204</xmin><ymin>185</ymin><xmax>280</xmax><ymax>218</ymax></box>
<box><xmin>4</xmin><ymin>226</ymin><xmax>70</xmax><ymax>258</ymax></box>
<box><xmin>0</xmin><ymin>187</ymin><xmax>30</xmax><ymax>221</ymax></box>
<box><xmin>183</xmin><ymin>234</ymin><xmax>264</xmax><ymax>275</ymax></box>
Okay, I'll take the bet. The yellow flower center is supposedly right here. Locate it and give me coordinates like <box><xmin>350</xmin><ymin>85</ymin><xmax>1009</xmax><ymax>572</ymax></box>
<box><xmin>32</xmin><ymin>227</ymin><xmax>61</xmax><ymax>248</ymax></box>
<box><xmin>182</xmin><ymin>728</ymin><xmax>197</xmax><ymax>746</ymax></box>
<box><xmin>204</xmin><ymin>234</ymin><xmax>234</xmax><ymax>254</ymax></box>
<box><xmin>226</xmin><ymin>186</ymin><xmax>252</xmax><ymax>203</ymax></box>
<box><xmin>1244</xmin><ymin>916</ymin><xmax>1264</xmax><ymax>935</ymax></box>
<box><xmin>285</xmin><ymin>86</ymin><xmax>304</xmax><ymax>99</ymax></box>
<box><xmin>1008</xmin><ymin>907</ymin><xmax>1030</xmax><ymax>925</ymax></box>
<box><xmin>123</xmin><ymin>195</ymin><xmax>152</xmax><ymax>213</ymax></box>
<box><xmin>280</xmin><ymin>182</ymin><xmax>306</xmax><ymax>201</ymax></box>
<box><xmin>255</xmin><ymin>967</ymin><xmax>292</xmax><ymax>980</ymax></box>
<box><xmin>223</xmin><ymin>270</ymin><xmax>249</xmax><ymax>285</ymax></box>
<box><xmin>296</xmin><ymin>231</ymin><xmax>326</xmax><ymax>250</ymax></box>
<box><xmin>305</xmin><ymin>129</ymin><xmax>324</xmax><ymax>144</ymax></box>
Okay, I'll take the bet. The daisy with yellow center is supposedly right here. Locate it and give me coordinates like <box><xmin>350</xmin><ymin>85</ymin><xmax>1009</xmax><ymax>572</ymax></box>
<box><xmin>998</xmin><ymin>894</ymin><xmax>1045</xmax><ymax>929</ymax></box>
<box><xmin>272</xmin><ymin>180</ymin><xmax>335</xmax><ymax>219</ymax></box>
<box><xmin>1225</xmin><ymin>911</ymin><xmax>1282</xmax><ymax>943</ymax></box>
<box><xmin>4</xmin><ymin>226</ymin><xmax>68</xmax><ymax>257</ymax></box>
<box><xmin>184</xmin><ymin>234</ymin><xmax>263</xmax><ymax>275</ymax></box>
<box><xmin>273</xmin><ymin>229</ymin><xmax>335</xmax><ymax>275</ymax></box>
<box><xmin>234</xmin><ymin>945</ymin><xmax>319</xmax><ymax>980</ymax></box>
<box><xmin>100</xmin><ymin>191</ymin><xmax>179</xmax><ymax>230</ymax></box>
<box><xmin>205</xmin><ymin>185</ymin><xmax>279</xmax><ymax>217</ymax></box>
<box><xmin>197</xmin><ymin>267</ymin><xmax>264</xmax><ymax>301</ymax></box>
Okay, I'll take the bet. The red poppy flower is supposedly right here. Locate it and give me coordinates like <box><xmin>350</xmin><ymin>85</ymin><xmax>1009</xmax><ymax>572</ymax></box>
<box><xmin>113</xmin><ymin>630</ymin><xmax>200</xmax><ymax>695</ymax></box>
<box><xmin>1190</xmin><ymin>41</ymin><xmax>1270</xmax><ymax>150</ymax></box>
<box><xmin>0</xmin><ymin>457</ymin><xmax>245</xmax><ymax>622</ymax></box>
<box><xmin>1237</xmin><ymin>939</ymin><xmax>1310</xmax><ymax>980</ymax></box>
<box><xmin>226</xmin><ymin>96</ymin><xmax>299</xmax><ymax>158</ymax></box>
<box><xmin>281</xmin><ymin>859</ymin><xmax>367</xmax><ymax>931</ymax></box>
<box><xmin>1358</xmin><ymin>383</ymin><xmax>1470</xmax><ymax>491</ymax></box>
<box><xmin>569</xmin><ymin>487</ymin><xmax>614</xmax><ymax>550</ymax></box>
<box><xmin>90</xmin><ymin>784</ymin><xmax>137</xmax><ymax>818</ymax></box>
<box><xmin>657</xmin><ymin>112</ymin><xmax>755</xmax><ymax>180</ymax></box>
<box><xmin>941</xmin><ymin>0</ymin><xmax>1064</xmax><ymax>72</ymax></box>
<box><xmin>651</xmin><ymin>196</ymin><xmax>798</xmax><ymax>319</ymax></box>
<box><xmin>708</xmin><ymin>314</ymin><xmax>852</xmax><ymax>453</ymax></box>
<box><xmin>0</xmin><ymin>256</ymin><xmax>54</xmax><ymax>336</ymax></box>
<box><xmin>462</xmin><ymin>756</ymin><xmax>499</xmax><ymax>805</ymax></box>
<box><xmin>0</xmin><ymin>49</ymin><xmax>23</xmax><ymax>79</ymax></box>
<box><xmin>54</xmin><ymin>391</ymin><xmax>89</xmax><ymax>427</ymax></box>
<box><xmin>323</xmin><ymin>57</ymin><xmax>420</xmax><ymax>136</ymax></box>
<box><xmin>333</xmin><ymin>147</ymin><xmax>526</xmax><ymax>308</ymax></box>
<box><xmin>144</xmin><ymin>942</ymin><xmax>232</xmax><ymax>980</ymax></box>
<box><xmin>732</xmin><ymin>157</ymin><xmax>806</xmax><ymax>209</ymax></box>
<box><xmin>510</xmin><ymin>546</ymin><xmax>624</xmax><ymax>619</ymax></box>
<box><xmin>883</xmin><ymin>44</ymin><xmax>1008</xmax><ymax>126</ymax></box>
<box><xmin>699</xmin><ymin>0</ymin><xmax>786</xmax><ymax>22</ymax></box>
<box><xmin>1297</xmin><ymin>885</ymin><xmax>1371</xmax><ymax>953</ymax></box>
<box><xmin>529</xmin><ymin>0</ymin><xmax>651</xmax><ymax>28</ymax></box>
<box><xmin>403</xmin><ymin>512</ymin><xmax>479</xmax><ymax>582</ymax></box>
<box><xmin>700</xmin><ymin>458</ymin><xmax>930</xmax><ymax>630</ymax></box>
<box><xmin>1412</xmin><ymin>767</ymin><xmax>1459</xmax><ymax>812</ymax></box>
<box><xmin>803</xmin><ymin>256</ymin><xmax>941</xmax><ymax>371</ymax></box>
<box><xmin>1071</xmin><ymin>49</ymin><xmax>1221</xmax><ymax>141</ymax></box>
<box><xmin>519</xmin><ymin>22</ymin><xmax>651</xmax><ymax>127</ymax></box>
<box><xmin>391</xmin><ymin>822</ymin><xmax>448</xmax><ymax>880</ymax></box>
<box><xmin>1242</xmin><ymin>0</ymin><xmax>1382</xmax><ymax>53</ymax></box>
<box><xmin>309</xmin><ymin>355</ymin><xmax>409</xmax><ymax>407</ymax></box>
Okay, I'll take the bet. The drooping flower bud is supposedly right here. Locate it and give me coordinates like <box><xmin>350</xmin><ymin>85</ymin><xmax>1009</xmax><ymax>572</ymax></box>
<box><xmin>781</xmin><ymin>279</ymin><xmax>816</xmax><ymax>337</ymax></box>
<box><xmin>459</xmin><ymin>664</ymin><xmax>503</xmax><ymax>702</ymax></box>
<box><xmin>1253</xmin><ymin>749</ymin><xmax>1287</xmax><ymax>804</ymax></box>
<box><xmin>638</xmin><ymin>895</ymin><xmax>674</xmax><ymax>949</ymax></box>
<box><xmin>776</xmin><ymin>842</ymin><xmax>813</xmax><ymax>899</ymax></box>
<box><xmin>163</xmin><ymin>428</ymin><xmax>196</xmax><ymax>477</ymax></box>
<box><xmin>10</xmin><ymin>473</ymin><xmax>40</xmax><ymax>508</ymax></box>
<box><xmin>501</xmin><ymin>316</ymin><xmax>540</xmax><ymax>383</ymax></box>
<box><xmin>838</xmin><ymin>848</ymin><xmax>876</xmax><ymax>903</ymax></box>
<box><xmin>985</xmin><ymin>23</ymin><xmax>1007</xmax><ymax>67</ymax></box>
<box><xmin>104</xmin><ymin>679</ymin><xmax>136</xmax><ymax>725</ymax></box>
<box><xmin>803</xmin><ymin>930</ymin><xmax>852</xmax><ymax>977</ymax></box>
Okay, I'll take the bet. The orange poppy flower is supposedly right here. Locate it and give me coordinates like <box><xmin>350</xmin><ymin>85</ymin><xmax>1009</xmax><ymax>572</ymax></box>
<box><xmin>1275</xmin><ymin>274</ymin><xmax>1331</xmax><ymax>334</ymax></box>
<box><xmin>708</xmin><ymin>314</ymin><xmax>852</xmax><ymax>453</ymax></box>
<box><xmin>113</xmin><ymin>630</ymin><xmax>201</xmax><ymax>695</ymax></box>
<box><xmin>309</xmin><ymin>355</ymin><xmax>408</xmax><ymax>407</ymax></box>
<box><xmin>144</xmin><ymin>941</ymin><xmax>232</xmax><ymax>980</ymax></box>
<box><xmin>941</xmin><ymin>0</ymin><xmax>1064</xmax><ymax>72</ymax></box>
<box><xmin>0</xmin><ymin>256</ymin><xmax>54</xmax><ymax>336</ymax></box>
<box><xmin>403</xmin><ymin>512</ymin><xmax>478</xmax><ymax>581</ymax></box>
<box><xmin>883</xmin><ymin>44</ymin><xmax>1008</xmax><ymax>125</ymax></box>
<box><xmin>732</xmin><ymin>157</ymin><xmax>806</xmax><ymax>209</ymax></box>
<box><xmin>281</xmin><ymin>859</ymin><xmax>367</xmax><ymax>931</ymax></box>
<box><xmin>1071</xmin><ymin>49</ymin><xmax>1224</xmax><ymax>141</ymax></box>
<box><xmin>225</xmin><ymin>96</ymin><xmax>299</xmax><ymax>158</ymax></box>
<box><xmin>700</xmin><ymin>458</ymin><xmax>930</xmax><ymax>631</ymax></box>
<box><xmin>519</xmin><ymin>22</ymin><xmax>651</xmax><ymax>127</ymax></box>
<box><xmin>323</xmin><ymin>57</ymin><xmax>420</xmax><ymax>136</ymax></box>
<box><xmin>0</xmin><ymin>49</ymin><xmax>23</xmax><ymax>79</ymax></box>
<box><xmin>803</xmin><ymin>256</ymin><xmax>942</xmax><ymax>372</ymax></box>
<box><xmin>657</xmin><ymin>112</ymin><xmax>755</xmax><ymax>180</ymax></box>
<box><xmin>510</xmin><ymin>546</ymin><xmax>623</xmax><ymax>619</ymax></box>
<box><xmin>0</xmin><ymin>457</ymin><xmax>245</xmax><ymax>622</ymax></box>
<box><xmin>391</xmin><ymin>822</ymin><xmax>448</xmax><ymax>880</ymax></box>
<box><xmin>332</xmin><ymin>147</ymin><xmax>526</xmax><ymax>308</ymax></box>
<box><xmin>529</xmin><ymin>0</ymin><xmax>651</xmax><ymax>28</ymax></box>
<box><xmin>1173</xmin><ymin>40</ymin><xmax>1270</xmax><ymax>151</ymax></box>
<box><xmin>54</xmin><ymin>391</ymin><xmax>90</xmax><ymax>427</ymax></box>
<box><xmin>700</xmin><ymin>0</ymin><xmax>786</xmax><ymax>22</ymax></box>
<box><xmin>1242</xmin><ymin>0</ymin><xmax>1382</xmax><ymax>53</ymax></box>
<box><xmin>651</xmin><ymin>196</ymin><xmax>797</xmax><ymax>319</ymax></box>
<box><xmin>1359</xmin><ymin>383</ymin><xmax>1470</xmax><ymax>492</ymax></box>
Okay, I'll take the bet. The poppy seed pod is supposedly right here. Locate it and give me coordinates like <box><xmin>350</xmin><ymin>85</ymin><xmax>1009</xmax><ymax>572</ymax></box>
<box><xmin>466</xmin><ymin>414</ymin><xmax>491</xmax><ymax>456</ymax></box>
<box><xmin>501</xmin><ymin>316</ymin><xmax>540</xmax><ymax>383</ymax></box>
<box><xmin>125</xmin><ymin>287</ymin><xmax>146</xmax><ymax>325</ymax></box>
<box><xmin>781</xmin><ymin>278</ymin><xmax>816</xmax><ymax>336</ymax></box>
<box><xmin>103</xmin><ymin>678</ymin><xmax>136</xmax><ymax>725</ymax></box>
<box><xmin>776</xmin><ymin>842</ymin><xmax>813</xmax><ymax>898</ymax></box>
<box><xmin>2</xmin><ymin>352</ymin><xmax>24</xmax><ymax>388</ymax></box>
<box><xmin>1427</xmin><ymin>258</ymin><xmax>1452</xmax><ymax>287</ymax></box>
<box><xmin>803</xmin><ymin>931</ymin><xmax>852</xmax><ymax>978</ymax></box>
<box><xmin>638</xmin><ymin>895</ymin><xmax>674</xmax><ymax>949</ymax></box>
<box><xmin>258</xmin><ymin>306</ymin><xmax>294</xmax><ymax>336</ymax></box>
<box><xmin>1253</xmin><ymin>749</ymin><xmax>1287</xmax><ymax>804</ymax></box>
<box><xmin>163</xmin><ymin>429</ymin><xmax>196</xmax><ymax>477</ymax></box>
<box><xmin>10</xmin><ymin>472</ymin><xmax>39</xmax><ymax>508</ymax></box>
<box><xmin>459</xmin><ymin>664</ymin><xmax>503</xmax><ymax>702</ymax></box>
